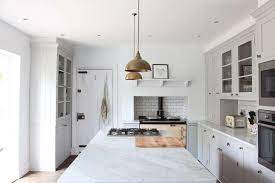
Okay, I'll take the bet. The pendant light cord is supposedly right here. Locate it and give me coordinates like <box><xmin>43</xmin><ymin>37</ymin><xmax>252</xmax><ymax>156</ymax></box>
<box><xmin>137</xmin><ymin>0</ymin><xmax>140</xmax><ymax>52</ymax></box>
<box><xmin>132</xmin><ymin>13</ymin><xmax>137</xmax><ymax>57</ymax></box>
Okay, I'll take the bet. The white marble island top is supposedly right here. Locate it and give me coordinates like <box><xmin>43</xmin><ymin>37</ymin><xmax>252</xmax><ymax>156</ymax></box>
<box><xmin>58</xmin><ymin>129</ymin><xmax>216</xmax><ymax>183</ymax></box>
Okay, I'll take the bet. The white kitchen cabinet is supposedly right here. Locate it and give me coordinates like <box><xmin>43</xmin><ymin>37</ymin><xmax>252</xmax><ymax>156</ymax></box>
<box><xmin>206</xmin><ymin>26</ymin><xmax>256</xmax><ymax>101</ymax></box>
<box><xmin>205</xmin><ymin>52</ymin><xmax>221</xmax><ymax>123</ymax></box>
<box><xmin>198</xmin><ymin>123</ymin><xmax>275</xmax><ymax>183</ymax></box>
<box><xmin>56</xmin><ymin>125</ymin><xmax>65</xmax><ymax>167</ymax></box>
<box><xmin>199</xmin><ymin>126</ymin><xmax>211</xmax><ymax>168</ymax></box>
<box><xmin>208</xmin><ymin>131</ymin><xmax>223</xmax><ymax>181</ymax></box>
<box><xmin>219</xmin><ymin>33</ymin><xmax>256</xmax><ymax>100</ymax></box>
<box><xmin>30</xmin><ymin>38</ymin><xmax>73</xmax><ymax>171</ymax></box>
<box><xmin>252</xmin><ymin>1</ymin><xmax>275</xmax><ymax>62</ymax></box>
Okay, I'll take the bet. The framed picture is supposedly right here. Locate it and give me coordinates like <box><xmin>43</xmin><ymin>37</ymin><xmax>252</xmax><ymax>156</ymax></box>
<box><xmin>152</xmin><ymin>64</ymin><xmax>169</xmax><ymax>79</ymax></box>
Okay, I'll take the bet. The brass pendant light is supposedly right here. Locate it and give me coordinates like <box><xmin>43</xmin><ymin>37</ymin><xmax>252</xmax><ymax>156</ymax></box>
<box><xmin>125</xmin><ymin>0</ymin><xmax>151</xmax><ymax>74</ymax></box>
<box><xmin>125</xmin><ymin>72</ymin><xmax>142</xmax><ymax>80</ymax></box>
<box><xmin>125</xmin><ymin>13</ymin><xmax>142</xmax><ymax>80</ymax></box>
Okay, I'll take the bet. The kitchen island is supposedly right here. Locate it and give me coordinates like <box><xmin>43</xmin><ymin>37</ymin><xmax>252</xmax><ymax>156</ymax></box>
<box><xmin>58</xmin><ymin>129</ymin><xmax>216</xmax><ymax>183</ymax></box>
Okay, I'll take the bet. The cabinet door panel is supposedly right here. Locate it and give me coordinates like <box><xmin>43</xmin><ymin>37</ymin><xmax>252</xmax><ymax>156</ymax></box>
<box><xmin>259</xmin><ymin>16</ymin><xmax>275</xmax><ymax>60</ymax></box>
<box><xmin>222</xmin><ymin>148</ymin><xmax>237</xmax><ymax>183</ymax></box>
<box><xmin>202</xmin><ymin>129</ymin><xmax>210</xmax><ymax>168</ymax></box>
<box><xmin>56</xmin><ymin>126</ymin><xmax>65</xmax><ymax>168</ymax></box>
<box><xmin>209</xmin><ymin>143</ymin><xmax>222</xmax><ymax>180</ymax></box>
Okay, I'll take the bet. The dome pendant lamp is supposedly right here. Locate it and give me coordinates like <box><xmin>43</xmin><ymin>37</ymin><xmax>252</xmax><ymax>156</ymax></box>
<box><xmin>125</xmin><ymin>0</ymin><xmax>151</xmax><ymax>74</ymax></box>
<box><xmin>125</xmin><ymin>13</ymin><xmax>142</xmax><ymax>80</ymax></box>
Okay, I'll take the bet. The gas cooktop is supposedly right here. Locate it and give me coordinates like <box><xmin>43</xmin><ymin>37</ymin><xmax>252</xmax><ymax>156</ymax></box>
<box><xmin>107</xmin><ymin>128</ymin><xmax>160</xmax><ymax>136</ymax></box>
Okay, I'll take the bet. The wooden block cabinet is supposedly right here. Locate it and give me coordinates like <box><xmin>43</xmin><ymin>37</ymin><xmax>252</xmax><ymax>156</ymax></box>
<box><xmin>198</xmin><ymin>123</ymin><xmax>275</xmax><ymax>183</ymax></box>
<box><xmin>30</xmin><ymin>38</ymin><xmax>73</xmax><ymax>171</ymax></box>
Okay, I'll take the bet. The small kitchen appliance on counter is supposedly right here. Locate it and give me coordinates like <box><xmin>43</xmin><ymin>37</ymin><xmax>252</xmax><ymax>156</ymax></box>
<box><xmin>225</xmin><ymin>115</ymin><xmax>246</xmax><ymax>128</ymax></box>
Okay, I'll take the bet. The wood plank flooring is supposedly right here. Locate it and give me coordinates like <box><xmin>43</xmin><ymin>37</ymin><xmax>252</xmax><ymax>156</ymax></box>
<box><xmin>14</xmin><ymin>155</ymin><xmax>77</xmax><ymax>183</ymax></box>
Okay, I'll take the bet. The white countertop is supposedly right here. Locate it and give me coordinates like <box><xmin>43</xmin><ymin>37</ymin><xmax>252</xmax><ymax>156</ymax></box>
<box><xmin>199</xmin><ymin>121</ymin><xmax>257</xmax><ymax>148</ymax></box>
<box><xmin>58</xmin><ymin>129</ymin><xmax>216</xmax><ymax>183</ymax></box>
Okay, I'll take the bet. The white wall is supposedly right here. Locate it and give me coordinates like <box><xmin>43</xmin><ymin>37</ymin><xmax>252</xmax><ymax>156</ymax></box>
<box><xmin>0</xmin><ymin>20</ymin><xmax>31</xmax><ymax>177</ymax></box>
<box><xmin>74</xmin><ymin>43</ymin><xmax>205</xmax><ymax>124</ymax></box>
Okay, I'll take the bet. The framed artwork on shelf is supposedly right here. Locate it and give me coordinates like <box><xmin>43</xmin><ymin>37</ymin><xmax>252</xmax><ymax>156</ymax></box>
<box><xmin>152</xmin><ymin>64</ymin><xmax>169</xmax><ymax>79</ymax></box>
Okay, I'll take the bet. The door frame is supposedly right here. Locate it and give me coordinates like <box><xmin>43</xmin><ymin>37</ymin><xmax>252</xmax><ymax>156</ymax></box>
<box><xmin>71</xmin><ymin>65</ymin><xmax>118</xmax><ymax>154</ymax></box>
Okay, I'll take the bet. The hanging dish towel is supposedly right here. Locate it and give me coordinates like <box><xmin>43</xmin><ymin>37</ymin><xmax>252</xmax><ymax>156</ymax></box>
<box><xmin>100</xmin><ymin>74</ymin><xmax>108</xmax><ymax>123</ymax></box>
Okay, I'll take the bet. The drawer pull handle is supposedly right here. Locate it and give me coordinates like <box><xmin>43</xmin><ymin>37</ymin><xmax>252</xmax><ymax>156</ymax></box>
<box><xmin>212</xmin><ymin>135</ymin><xmax>215</xmax><ymax>139</ymax></box>
<box><xmin>239</xmin><ymin>147</ymin><xmax>243</xmax><ymax>150</ymax></box>
<box><xmin>257</xmin><ymin>55</ymin><xmax>261</xmax><ymax>58</ymax></box>
<box><xmin>227</xmin><ymin>142</ymin><xmax>230</xmax><ymax>146</ymax></box>
<box><xmin>217</xmin><ymin>148</ymin><xmax>223</xmax><ymax>152</ymax></box>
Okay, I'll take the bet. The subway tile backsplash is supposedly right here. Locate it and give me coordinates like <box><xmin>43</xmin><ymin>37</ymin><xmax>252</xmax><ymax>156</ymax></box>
<box><xmin>134</xmin><ymin>96</ymin><xmax>187</xmax><ymax>120</ymax></box>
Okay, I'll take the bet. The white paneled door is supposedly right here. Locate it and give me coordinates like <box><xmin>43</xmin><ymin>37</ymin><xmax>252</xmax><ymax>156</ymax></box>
<box><xmin>0</xmin><ymin>50</ymin><xmax>20</xmax><ymax>182</ymax></box>
<box><xmin>76</xmin><ymin>70</ymin><xmax>112</xmax><ymax>150</ymax></box>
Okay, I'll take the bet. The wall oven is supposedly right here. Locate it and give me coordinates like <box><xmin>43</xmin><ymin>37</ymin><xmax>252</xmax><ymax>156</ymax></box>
<box><xmin>259</xmin><ymin>60</ymin><xmax>275</xmax><ymax>106</ymax></box>
<box><xmin>258</xmin><ymin>110</ymin><xmax>275</xmax><ymax>172</ymax></box>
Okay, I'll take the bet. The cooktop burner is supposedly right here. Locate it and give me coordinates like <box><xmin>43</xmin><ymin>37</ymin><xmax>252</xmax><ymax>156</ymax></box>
<box><xmin>107</xmin><ymin>128</ymin><xmax>160</xmax><ymax>136</ymax></box>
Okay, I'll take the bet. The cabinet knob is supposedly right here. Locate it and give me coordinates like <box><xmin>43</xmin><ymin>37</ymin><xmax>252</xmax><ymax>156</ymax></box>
<box><xmin>257</xmin><ymin>55</ymin><xmax>261</xmax><ymax>58</ymax></box>
<box><xmin>209</xmin><ymin>92</ymin><xmax>211</xmax><ymax>95</ymax></box>
<box><xmin>216</xmin><ymin>92</ymin><xmax>220</xmax><ymax>95</ymax></box>
<box><xmin>204</xmin><ymin>130</ymin><xmax>207</xmax><ymax>132</ymax></box>
<box><xmin>212</xmin><ymin>135</ymin><xmax>215</xmax><ymax>139</ymax></box>
<box><xmin>217</xmin><ymin>148</ymin><xmax>223</xmax><ymax>152</ymax></box>
<box><xmin>231</xmin><ymin>93</ymin><xmax>234</xmax><ymax>96</ymax></box>
<box><xmin>235</xmin><ymin>93</ymin><xmax>239</xmax><ymax>96</ymax></box>
<box><xmin>258</xmin><ymin>170</ymin><xmax>262</xmax><ymax>174</ymax></box>
<box><xmin>239</xmin><ymin>147</ymin><xmax>243</xmax><ymax>150</ymax></box>
<box><xmin>227</xmin><ymin>142</ymin><xmax>230</xmax><ymax>146</ymax></box>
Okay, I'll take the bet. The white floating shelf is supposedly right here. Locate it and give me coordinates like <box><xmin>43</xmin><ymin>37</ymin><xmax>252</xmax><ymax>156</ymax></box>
<box><xmin>134</xmin><ymin>79</ymin><xmax>192</xmax><ymax>87</ymax></box>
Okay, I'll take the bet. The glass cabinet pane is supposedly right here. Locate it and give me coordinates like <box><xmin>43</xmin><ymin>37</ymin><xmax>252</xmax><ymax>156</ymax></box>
<box><xmin>239</xmin><ymin>76</ymin><xmax>252</xmax><ymax>92</ymax></box>
<box><xmin>222</xmin><ymin>51</ymin><xmax>232</xmax><ymax>66</ymax></box>
<box><xmin>58</xmin><ymin>103</ymin><xmax>64</xmax><ymax>117</ymax></box>
<box><xmin>222</xmin><ymin>65</ymin><xmax>232</xmax><ymax>79</ymax></box>
<box><xmin>66</xmin><ymin>73</ymin><xmax>71</xmax><ymax>87</ymax></box>
<box><xmin>66</xmin><ymin>102</ymin><xmax>71</xmax><ymax>115</ymax></box>
<box><xmin>223</xmin><ymin>80</ymin><xmax>232</xmax><ymax>93</ymax></box>
<box><xmin>58</xmin><ymin>71</ymin><xmax>65</xmax><ymax>86</ymax></box>
<box><xmin>239</xmin><ymin>59</ymin><xmax>252</xmax><ymax>76</ymax></box>
<box><xmin>58</xmin><ymin>55</ymin><xmax>65</xmax><ymax>71</ymax></box>
<box><xmin>238</xmin><ymin>41</ymin><xmax>252</xmax><ymax>60</ymax></box>
<box><xmin>58</xmin><ymin>87</ymin><xmax>65</xmax><ymax>101</ymax></box>
<box><xmin>66</xmin><ymin>60</ymin><xmax>71</xmax><ymax>73</ymax></box>
<box><xmin>66</xmin><ymin>88</ymin><xmax>71</xmax><ymax>101</ymax></box>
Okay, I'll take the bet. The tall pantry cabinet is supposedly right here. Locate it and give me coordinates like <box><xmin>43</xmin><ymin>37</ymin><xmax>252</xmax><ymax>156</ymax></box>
<box><xmin>30</xmin><ymin>38</ymin><xmax>73</xmax><ymax>171</ymax></box>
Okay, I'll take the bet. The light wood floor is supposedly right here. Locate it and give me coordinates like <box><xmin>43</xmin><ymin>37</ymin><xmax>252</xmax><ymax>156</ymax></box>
<box><xmin>14</xmin><ymin>156</ymin><xmax>77</xmax><ymax>183</ymax></box>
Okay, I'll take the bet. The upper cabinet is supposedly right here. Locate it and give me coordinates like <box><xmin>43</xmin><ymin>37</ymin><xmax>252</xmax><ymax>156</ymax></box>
<box><xmin>57</xmin><ymin>53</ymin><xmax>72</xmax><ymax>119</ymax></box>
<box><xmin>252</xmin><ymin>1</ymin><xmax>275</xmax><ymax>63</ymax></box>
<box><xmin>221</xmin><ymin>45</ymin><xmax>234</xmax><ymax>96</ymax></box>
<box><xmin>219</xmin><ymin>30</ymin><xmax>256</xmax><ymax>100</ymax></box>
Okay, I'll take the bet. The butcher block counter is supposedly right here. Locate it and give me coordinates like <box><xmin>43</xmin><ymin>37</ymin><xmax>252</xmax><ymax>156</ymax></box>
<box><xmin>58</xmin><ymin>128</ymin><xmax>216</xmax><ymax>183</ymax></box>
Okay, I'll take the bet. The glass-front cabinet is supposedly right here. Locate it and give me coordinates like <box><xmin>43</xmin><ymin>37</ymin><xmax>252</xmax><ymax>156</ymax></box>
<box><xmin>220</xmin><ymin>34</ymin><xmax>255</xmax><ymax>99</ymax></box>
<box><xmin>57</xmin><ymin>54</ymin><xmax>72</xmax><ymax>118</ymax></box>
<box><xmin>222</xmin><ymin>50</ymin><xmax>233</xmax><ymax>94</ymax></box>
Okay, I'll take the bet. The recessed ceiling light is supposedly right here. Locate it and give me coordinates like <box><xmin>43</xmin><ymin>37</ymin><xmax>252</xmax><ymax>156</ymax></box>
<box><xmin>148</xmin><ymin>34</ymin><xmax>152</xmax><ymax>38</ymax></box>
<box><xmin>18</xmin><ymin>18</ymin><xmax>29</xmax><ymax>23</ymax></box>
<box><xmin>60</xmin><ymin>34</ymin><xmax>65</xmax><ymax>37</ymax></box>
<box><xmin>194</xmin><ymin>34</ymin><xmax>201</xmax><ymax>39</ymax></box>
<box><xmin>214</xmin><ymin>20</ymin><xmax>219</xmax><ymax>24</ymax></box>
<box><xmin>97</xmin><ymin>34</ymin><xmax>101</xmax><ymax>37</ymax></box>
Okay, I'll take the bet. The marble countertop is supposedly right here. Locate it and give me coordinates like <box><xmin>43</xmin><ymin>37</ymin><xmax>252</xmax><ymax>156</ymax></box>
<box><xmin>199</xmin><ymin>121</ymin><xmax>257</xmax><ymax>148</ymax></box>
<box><xmin>58</xmin><ymin>129</ymin><xmax>216</xmax><ymax>183</ymax></box>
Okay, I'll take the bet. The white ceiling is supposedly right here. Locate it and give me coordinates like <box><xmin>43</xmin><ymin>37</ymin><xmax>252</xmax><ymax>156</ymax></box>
<box><xmin>0</xmin><ymin>0</ymin><xmax>257</xmax><ymax>46</ymax></box>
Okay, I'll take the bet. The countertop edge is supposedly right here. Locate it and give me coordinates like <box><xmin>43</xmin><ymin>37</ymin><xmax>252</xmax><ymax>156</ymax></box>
<box><xmin>198</xmin><ymin>121</ymin><xmax>257</xmax><ymax>149</ymax></box>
